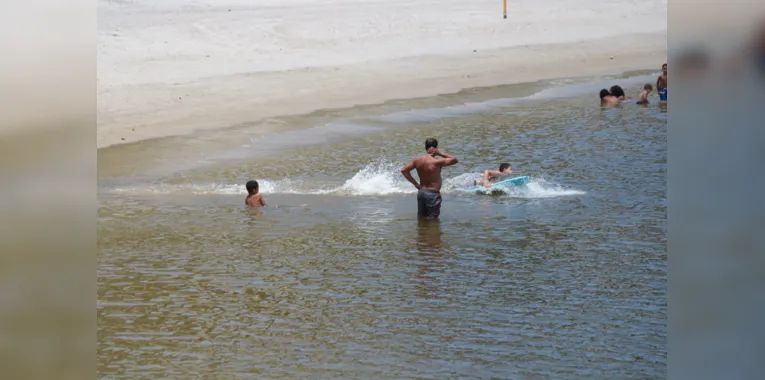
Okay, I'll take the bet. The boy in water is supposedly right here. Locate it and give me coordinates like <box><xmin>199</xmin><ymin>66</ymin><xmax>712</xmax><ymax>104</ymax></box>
<box><xmin>637</xmin><ymin>83</ymin><xmax>653</xmax><ymax>104</ymax></box>
<box><xmin>245</xmin><ymin>180</ymin><xmax>267</xmax><ymax>207</ymax></box>
<box><xmin>475</xmin><ymin>163</ymin><xmax>513</xmax><ymax>188</ymax></box>
<box><xmin>599</xmin><ymin>89</ymin><xmax>619</xmax><ymax>105</ymax></box>
<box><xmin>656</xmin><ymin>63</ymin><xmax>668</xmax><ymax>101</ymax></box>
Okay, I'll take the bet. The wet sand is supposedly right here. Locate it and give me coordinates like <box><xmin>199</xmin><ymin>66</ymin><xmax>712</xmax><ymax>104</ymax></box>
<box><xmin>98</xmin><ymin>0</ymin><xmax>667</xmax><ymax>148</ymax></box>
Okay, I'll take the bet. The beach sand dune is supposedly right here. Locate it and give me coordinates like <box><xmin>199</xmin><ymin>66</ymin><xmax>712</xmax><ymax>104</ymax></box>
<box><xmin>98</xmin><ymin>0</ymin><xmax>667</xmax><ymax>148</ymax></box>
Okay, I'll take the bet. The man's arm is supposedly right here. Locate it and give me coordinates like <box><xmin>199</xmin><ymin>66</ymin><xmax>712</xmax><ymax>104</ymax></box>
<box><xmin>483</xmin><ymin>170</ymin><xmax>505</xmax><ymax>178</ymax></box>
<box><xmin>482</xmin><ymin>170</ymin><xmax>504</xmax><ymax>187</ymax></box>
<box><xmin>482</xmin><ymin>170</ymin><xmax>493</xmax><ymax>187</ymax></box>
<box><xmin>400</xmin><ymin>159</ymin><xmax>421</xmax><ymax>189</ymax></box>
<box><xmin>433</xmin><ymin>149</ymin><xmax>458</xmax><ymax>167</ymax></box>
<box><xmin>259</xmin><ymin>195</ymin><xmax>267</xmax><ymax>207</ymax></box>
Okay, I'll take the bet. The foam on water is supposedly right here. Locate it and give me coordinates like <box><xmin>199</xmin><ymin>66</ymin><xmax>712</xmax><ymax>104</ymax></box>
<box><xmin>332</xmin><ymin>162</ymin><xmax>417</xmax><ymax>195</ymax></box>
<box><xmin>107</xmin><ymin>179</ymin><xmax>323</xmax><ymax>196</ymax></box>
<box><xmin>108</xmin><ymin>163</ymin><xmax>585</xmax><ymax>199</ymax></box>
<box><xmin>491</xmin><ymin>177</ymin><xmax>586</xmax><ymax>198</ymax></box>
<box><xmin>446</xmin><ymin>173</ymin><xmax>586</xmax><ymax>198</ymax></box>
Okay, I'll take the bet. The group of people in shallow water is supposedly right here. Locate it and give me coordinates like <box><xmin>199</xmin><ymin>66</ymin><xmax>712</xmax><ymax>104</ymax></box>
<box><xmin>399</xmin><ymin>138</ymin><xmax>516</xmax><ymax>220</ymax></box>
<box><xmin>245</xmin><ymin>137</ymin><xmax>510</xmax><ymax>220</ymax></box>
<box><xmin>245</xmin><ymin>63</ymin><xmax>670</xmax><ymax>217</ymax></box>
<box><xmin>398</xmin><ymin>137</ymin><xmax>511</xmax><ymax>220</ymax></box>
<box><xmin>600</xmin><ymin>63</ymin><xmax>668</xmax><ymax>105</ymax></box>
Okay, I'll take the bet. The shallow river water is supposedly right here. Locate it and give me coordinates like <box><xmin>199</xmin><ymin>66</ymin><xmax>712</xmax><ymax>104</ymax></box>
<box><xmin>98</xmin><ymin>71</ymin><xmax>666</xmax><ymax>379</ymax></box>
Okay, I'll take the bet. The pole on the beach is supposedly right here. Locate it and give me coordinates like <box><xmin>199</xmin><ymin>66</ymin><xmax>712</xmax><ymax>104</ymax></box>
<box><xmin>503</xmin><ymin>0</ymin><xmax>507</xmax><ymax>19</ymax></box>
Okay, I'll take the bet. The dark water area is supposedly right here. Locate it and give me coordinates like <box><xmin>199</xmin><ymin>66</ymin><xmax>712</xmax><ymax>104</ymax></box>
<box><xmin>98</xmin><ymin>72</ymin><xmax>666</xmax><ymax>378</ymax></box>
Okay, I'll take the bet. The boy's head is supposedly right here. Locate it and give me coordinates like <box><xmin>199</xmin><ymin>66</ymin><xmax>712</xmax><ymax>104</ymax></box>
<box><xmin>425</xmin><ymin>138</ymin><xmax>438</xmax><ymax>154</ymax></box>
<box><xmin>499</xmin><ymin>163</ymin><xmax>512</xmax><ymax>173</ymax></box>
<box><xmin>246</xmin><ymin>180</ymin><xmax>259</xmax><ymax>195</ymax></box>
<box><xmin>599</xmin><ymin>89</ymin><xmax>610</xmax><ymax>99</ymax></box>
<box><xmin>644</xmin><ymin>83</ymin><xmax>653</xmax><ymax>91</ymax></box>
<box><xmin>609</xmin><ymin>85</ymin><xmax>625</xmax><ymax>98</ymax></box>
<box><xmin>662</xmin><ymin>63</ymin><xmax>667</xmax><ymax>73</ymax></box>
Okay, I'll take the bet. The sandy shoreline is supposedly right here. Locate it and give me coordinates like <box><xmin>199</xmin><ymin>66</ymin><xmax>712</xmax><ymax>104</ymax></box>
<box><xmin>98</xmin><ymin>0</ymin><xmax>667</xmax><ymax>149</ymax></box>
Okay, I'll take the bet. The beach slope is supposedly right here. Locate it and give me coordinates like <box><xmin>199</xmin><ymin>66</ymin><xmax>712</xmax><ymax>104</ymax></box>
<box><xmin>98</xmin><ymin>0</ymin><xmax>667</xmax><ymax>148</ymax></box>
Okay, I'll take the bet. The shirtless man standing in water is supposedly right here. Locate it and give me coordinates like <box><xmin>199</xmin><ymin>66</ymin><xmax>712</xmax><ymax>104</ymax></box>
<box><xmin>657</xmin><ymin>63</ymin><xmax>668</xmax><ymax>101</ymax></box>
<box><xmin>401</xmin><ymin>138</ymin><xmax>459</xmax><ymax>219</ymax></box>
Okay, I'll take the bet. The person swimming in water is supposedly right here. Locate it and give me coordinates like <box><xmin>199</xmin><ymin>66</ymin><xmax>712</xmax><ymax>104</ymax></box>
<box><xmin>600</xmin><ymin>89</ymin><xmax>619</xmax><ymax>105</ymax></box>
<box><xmin>610</xmin><ymin>85</ymin><xmax>631</xmax><ymax>101</ymax></box>
<box><xmin>244</xmin><ymin>180</ymin><xmax>267</xmax><ymax>208</ymax></box>
<box><xmin>474</xmin><ymin>163</ymin><xmax>513</xmax><ymax>188</ymax></box>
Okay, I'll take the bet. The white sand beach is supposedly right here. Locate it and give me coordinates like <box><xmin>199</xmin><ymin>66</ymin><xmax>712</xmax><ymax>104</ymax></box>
<box><xmin>98</xmin><ymin>0</ymin><xmax>667</xmax><ymax>148</ymax></box>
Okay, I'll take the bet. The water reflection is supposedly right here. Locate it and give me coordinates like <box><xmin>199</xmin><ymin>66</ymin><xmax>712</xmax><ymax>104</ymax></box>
<box><xmin>246</xmin><ymin>206</ymin><xmax>263</xmax><ymax>218</ymax></box>
<box><xmin>416</xmin><ymin>217</ymin><xmax>443</xmax><ymax>254</ymax></box>
<box><xmin>413</xmin><ymin>218</ymin><xmax>444</xmax><ymax>300</ymax></box>
<box><xmin>98</xmin><ymin>84</ymin><xmax>666</xmax><ymax>378</ymax></box>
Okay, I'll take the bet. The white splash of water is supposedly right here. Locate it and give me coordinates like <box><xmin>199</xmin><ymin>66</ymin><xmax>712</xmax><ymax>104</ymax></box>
<box><xmin>522</xmin><ymin>177</ymin><xmax>587</xmax><ymax>198</ymax></box>
<box><xmin>108</xmin><ymin>164</ymin><xmax>585</xmax><ymax>199</ymax></box>
<box><xmin>463</xmin><ymin>176</ymin><xmax>586</xmax><ymax>198</ymax></box>
<box><xmin>332</xmin><ymin>162</ymin><xmax>416</xmax><ymax>195</ymax></box>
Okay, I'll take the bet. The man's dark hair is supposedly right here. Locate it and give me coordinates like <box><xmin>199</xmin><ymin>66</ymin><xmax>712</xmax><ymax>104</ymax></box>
<box><xmin>644</xmin><ymin>83</ymin><xmax>653</xmax><ymax>90</ymax></box>
<box><xmin>499</xmin><ymin>163</ymin><xmax>511</xmax><ymax>172</ymax></box>
<box><xmin>246</xmin><ymin>180</ymin><xmax>259</xmax><ymax>194</ymax></box>
<box><xmin>599</xmin><ymin>89</ymin><xmax>610</xmax><ymax>99</ymax></box>
<box><xmin>425</xmin><ymin>138</ymin><xmax>438</xmax><ymax>150</ymax></box>
<box><xmin>609</xmin><ymin>85</ymin><xmax>625</xmax><ymax>98</ymax></box>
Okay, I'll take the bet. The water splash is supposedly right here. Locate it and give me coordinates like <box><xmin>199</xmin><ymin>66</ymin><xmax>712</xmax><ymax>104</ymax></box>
<box><xmin>506</xmin><ymin>177</ymin><xmax>586</xmax><ymax>198</ymax></box>
<box><xmin>333</xmin><ymin>162</ymin><xmax>416</xmax><ymax>195</ymax></box>
<box><xmin>107</xmin><ymin>179</ymin><xmax>322</xmax><ymax>196</ymax></box>
<box><xmin>442</xmin><ymin>173</ymin><xmax>483</xmax><ymax>191</ymax></box>
<box><xmin>443</xmin><ymin>172</ymin><xmax>585</xmax><ymax>198</ymax></box>
<box><xmin>107</xmin><ymin>164</ymin><xmax>584</xmax><ymax>199</ymax></box>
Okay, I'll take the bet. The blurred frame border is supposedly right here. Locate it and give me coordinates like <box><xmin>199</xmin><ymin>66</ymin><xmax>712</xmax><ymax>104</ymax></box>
<box><xmin>669</xmin><ymin>1</ymin><xmax>765</xmax><ymax>379</ymax></box>
<box><xmin>0</xmin><ymin>0</ymin><xmax>95</xmax><ymax>379</ymax></box>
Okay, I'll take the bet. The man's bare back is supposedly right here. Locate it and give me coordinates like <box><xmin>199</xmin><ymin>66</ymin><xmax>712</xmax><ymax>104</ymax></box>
<box><xmin>409</xmin><ymin>154</ymin><xmax>446</xmax><ymax>191</ymax></box>
<box><xmin>402</xmin><ymin>149</ymin><xmax>458</xmax><ymax>191</ymax></box>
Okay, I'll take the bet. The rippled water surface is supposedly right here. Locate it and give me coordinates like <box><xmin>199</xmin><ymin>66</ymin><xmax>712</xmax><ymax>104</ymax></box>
<box><xmin>98</xmin><ymin>74</ymin><xmax>666</xmax><ymax>378</ymax></box>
